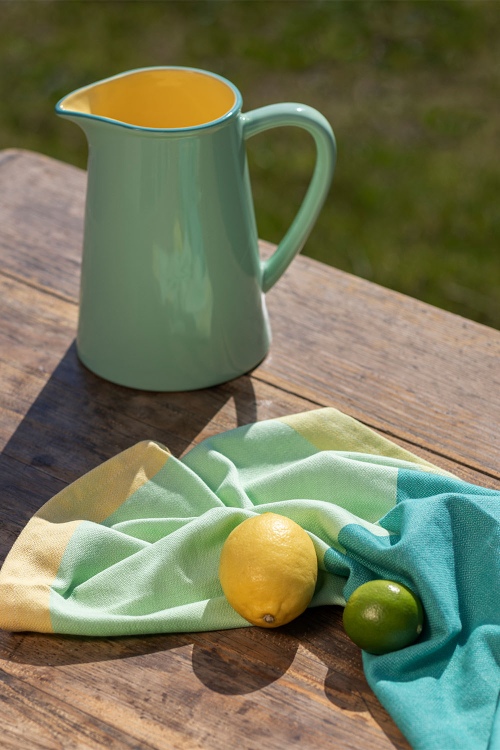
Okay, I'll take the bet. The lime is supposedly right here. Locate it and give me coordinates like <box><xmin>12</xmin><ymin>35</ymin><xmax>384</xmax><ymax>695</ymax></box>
<box><xmin>343</xmin><ymin>579</ymin><xmax>424</xmax><ymax>655</ymax></box>
<box><xmin>219</xmin><ymin>513</ymin><xmax>318</xmax><ymax>628</ymax></box>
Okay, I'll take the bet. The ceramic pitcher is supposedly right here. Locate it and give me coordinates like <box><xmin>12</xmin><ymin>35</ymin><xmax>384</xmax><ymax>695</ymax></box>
<box><xmin>56</xmin><ymin>67</ymin><xmax>336</xmax><ymax>391</ymax></box>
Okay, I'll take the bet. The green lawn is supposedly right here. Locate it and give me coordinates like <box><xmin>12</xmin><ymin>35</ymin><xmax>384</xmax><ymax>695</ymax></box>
<box><xmin>1</xmin><ymin>0</ymin><xmax>499</xmax><ymax>328</ymax></box>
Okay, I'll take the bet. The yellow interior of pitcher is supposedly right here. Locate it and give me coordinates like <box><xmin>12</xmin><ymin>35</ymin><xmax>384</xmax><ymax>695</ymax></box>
<box><xmin>59</xmin><ymin>69</ymin><xmax>237</xmax><ymax>129</ymax></box>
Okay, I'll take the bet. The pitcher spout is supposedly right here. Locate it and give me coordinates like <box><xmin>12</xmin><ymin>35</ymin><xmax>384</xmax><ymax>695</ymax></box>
<box><xmin>55</xmin><ymin>66</ymin><xmax>241</xmax><ymax>133</ymax></box>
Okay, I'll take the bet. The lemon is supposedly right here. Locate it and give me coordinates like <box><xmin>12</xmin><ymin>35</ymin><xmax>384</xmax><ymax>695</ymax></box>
<box><xmin>218</xmin><ymin>513</ymin><xmax>318</xmax><ymax>628</ymax></box>
<box><xmin>343</xmin><ymin>579</ymin><xmax>424</xmax><ymax>655</ymax></box>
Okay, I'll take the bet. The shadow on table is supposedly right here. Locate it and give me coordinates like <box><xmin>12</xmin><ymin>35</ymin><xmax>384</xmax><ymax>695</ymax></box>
<box><xmin>0</xmin><ymin>340</ymin><xmax>258</xmax><ymax>531</ymax></box>
<box><xmin>3</xmin><ymin>606</ymin><xmax>409</xmax><ymax>748</ymax></box>
<box><xmin>0</xmin><ymin>342</ymin><xmax>408</xmax><ymax>747</ymax></box>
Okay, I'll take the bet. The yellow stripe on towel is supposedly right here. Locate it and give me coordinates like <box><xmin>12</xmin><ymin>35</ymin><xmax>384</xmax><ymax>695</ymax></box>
<box><xmin>0</xmin><ymin>440</ymin><xmax>170</xmax><ymax>632</ymax></box>
<box><xmin>279</xmin><ymin>408</ymin><xmax>448</xmax><ymax>474</ymax></box>
<box><xmin>0</xmin><ymin>517</ymin><xmax>81</xmax><ymax>632</ymax></box>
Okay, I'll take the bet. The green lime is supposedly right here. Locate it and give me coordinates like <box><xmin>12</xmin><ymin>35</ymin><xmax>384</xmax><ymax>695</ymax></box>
<box><xmin>343</xmin><ymin>579</ymin><xmax>424</xmax><ymax>655</ymax></box>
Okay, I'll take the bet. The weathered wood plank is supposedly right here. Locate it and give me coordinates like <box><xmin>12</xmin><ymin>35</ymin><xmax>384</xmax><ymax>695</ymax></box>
<box><xmin>258</xmin><ymin>258</ymin><xmax>500</xmax><ymax>477</ymax></box>
<box><xmin>1</xmin><ymin>149</ymin><xmax>498</xmax><ymax>479</ymax></box>
<box><xmin>0</xmin><ymin>665</ymin><xmax>159</xmax><ymax>749</ymax></box>
<box><xmin>0</xmin><ymin>607</ymin><xmax>409</xmax><ymax>750</ymax></box>
<box><xmin>0</xmin><ymin>149</ymin><xmax>83</xmax><ymax>301</ymax></box>
<box><xmin>0</xmin><ymin>273</ymin><xmax>495</xmax><ymax>507</ymax></box>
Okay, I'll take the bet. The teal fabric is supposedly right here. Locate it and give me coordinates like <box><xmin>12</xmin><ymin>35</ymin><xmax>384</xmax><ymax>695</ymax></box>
<box><xmin>325</xmin><ymin>469</ymin><xmax>500</xmax><ymax>750</ymax></box>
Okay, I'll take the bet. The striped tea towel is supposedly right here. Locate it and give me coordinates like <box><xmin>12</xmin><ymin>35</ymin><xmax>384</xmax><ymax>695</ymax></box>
<box><xmin>0</xmin><ymin>407</ymin><xmax>499</xmax><ymax>750</ymax></box>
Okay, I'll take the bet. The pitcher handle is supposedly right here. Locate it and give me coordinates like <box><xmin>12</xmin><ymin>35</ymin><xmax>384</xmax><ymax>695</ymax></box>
<box><xmin>241</xmin><ymin>103</ymin><xmax>336</xmax><ymax>293</ymax></box>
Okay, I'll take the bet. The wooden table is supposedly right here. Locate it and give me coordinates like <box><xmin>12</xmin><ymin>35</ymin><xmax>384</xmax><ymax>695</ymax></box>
<box><xmin>0</xmin><ymin>148</ymin><xmax>499</xmax><ymax>750</ymax></box>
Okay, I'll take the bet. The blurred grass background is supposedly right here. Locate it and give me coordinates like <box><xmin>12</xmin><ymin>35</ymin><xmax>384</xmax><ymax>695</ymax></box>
<box><xmin>1</xmin><ymin>0</ymin><xmax>499</xmax><ymax>328</ymax></box>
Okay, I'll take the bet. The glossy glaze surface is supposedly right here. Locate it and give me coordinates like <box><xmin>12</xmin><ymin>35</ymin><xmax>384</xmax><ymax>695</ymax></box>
<box><xmin>56</xmin><ymin>67</ymin><xmax>336</xmax><ymax>391</ymax></box>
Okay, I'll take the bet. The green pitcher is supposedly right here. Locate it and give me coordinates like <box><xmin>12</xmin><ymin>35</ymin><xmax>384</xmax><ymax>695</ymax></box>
<box><xmin>56</xmin><ymin>67</ymin><xmax>336</xmax><ymax>391</ymax></box>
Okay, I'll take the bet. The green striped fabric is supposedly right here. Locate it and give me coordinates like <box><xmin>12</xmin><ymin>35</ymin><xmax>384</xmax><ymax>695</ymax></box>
<box><xmin>0</xmin><ymin>407</ymin><xmax>498</xmax><ymax>750</ymax></box>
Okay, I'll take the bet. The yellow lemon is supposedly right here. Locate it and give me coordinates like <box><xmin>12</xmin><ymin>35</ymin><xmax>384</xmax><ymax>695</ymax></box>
<box><xmin>218</xmin><ymin>513</ymin><xmax>318</xmax><ymax>628</ymax></box>
<box><xmin>343</xmin><ymin>579</ymin><xmax>424</xmax><ymax>655</ymax></box>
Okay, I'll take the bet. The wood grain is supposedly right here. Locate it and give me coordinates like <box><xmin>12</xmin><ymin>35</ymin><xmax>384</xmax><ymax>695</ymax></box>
<box><xmin>0</xmin><ymin>272</ymin><xmax>492</xmax><ymax>501</ymax></box>
<box><xmin>0</xmin><ymin>610</ymin><xmax>409</xmax><ymax>750</ymax></box>
<box><xmin>259</xmin><ymin>256</ymin><xmax>500</xmax><ymax>479</ymax></box>
<box><xmin>0</xmin><ymin>147</ymin><xmax>499</xmax><ymax>750</ymax></box>
<box><xmin>0</xmin><ymin>149</ymin><xmax>498</xmax><ymax>481</ymax></box>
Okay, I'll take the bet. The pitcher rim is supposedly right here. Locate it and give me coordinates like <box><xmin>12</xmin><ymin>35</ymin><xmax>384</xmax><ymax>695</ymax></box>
<box><xmin>55</xmin><ymin>66</ymin><xmax>243</xmax><ymax>133</ymax></box>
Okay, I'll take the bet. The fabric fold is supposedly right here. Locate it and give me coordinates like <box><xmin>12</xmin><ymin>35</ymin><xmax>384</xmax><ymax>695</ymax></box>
<box><xmin>0</xmin><ymin>407</ymin><xmax>498</xmax><ymax>750</ymax></box>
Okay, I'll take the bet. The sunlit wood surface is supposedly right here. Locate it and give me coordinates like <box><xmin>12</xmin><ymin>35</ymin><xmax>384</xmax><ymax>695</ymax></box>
<box><xmin>0</xmin><ymin>149</ymin><xmax>498</xmax><ymax>749</ymax></box>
